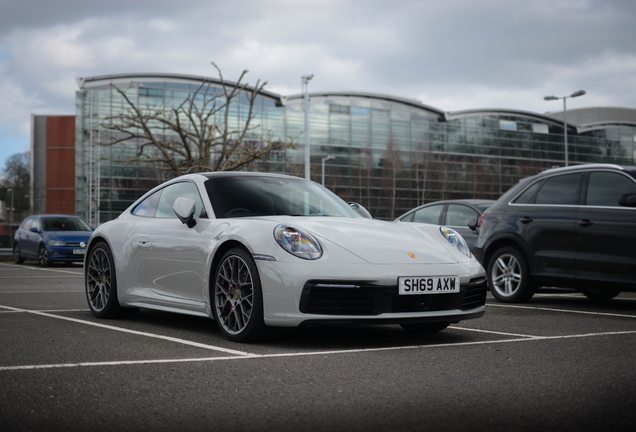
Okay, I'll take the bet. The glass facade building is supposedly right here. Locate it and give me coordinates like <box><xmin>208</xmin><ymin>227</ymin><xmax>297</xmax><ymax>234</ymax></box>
<box><xmin>75</xmin><ymin>74</ymin><xmax>286</xmax><ymax>225</ymax></box>
<box><xmin>75</xmin><ymin>74</ymin><xmax>636</xmax><ymax>224</ymax></box>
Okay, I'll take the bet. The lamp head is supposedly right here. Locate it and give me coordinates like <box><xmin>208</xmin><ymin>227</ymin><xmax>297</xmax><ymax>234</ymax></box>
<box><xmin>570</xmin><ymin>90</ymin><xmax>586</xmax><ymax>98</ymax></box>
<box><xmin>544</xmin><ymin>96</ymin><xmax>558</xmax><ymax>101</ymax></box>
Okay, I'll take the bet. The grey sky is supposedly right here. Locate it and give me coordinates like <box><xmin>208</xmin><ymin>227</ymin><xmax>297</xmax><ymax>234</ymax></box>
<box><xmin>1</xmin><ymin>0</ymin><xmax>636</xmax><ymax>171</ymax></box>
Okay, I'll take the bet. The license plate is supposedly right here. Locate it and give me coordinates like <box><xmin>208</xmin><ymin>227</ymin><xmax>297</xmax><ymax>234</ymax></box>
<box><xmin>398</xmin><ymin>276</ymin><xmax>460</xmax><ymax>295</ymax></box>
<box><xmin>73</xmin><ymin>249</ymin><xmax>86</xmax><ymax>255</ymax></box>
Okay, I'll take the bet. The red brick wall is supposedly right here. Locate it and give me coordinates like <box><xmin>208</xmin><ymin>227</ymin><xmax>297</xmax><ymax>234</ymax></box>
<box><xmin>45</xmin><ymin>117</ymin><xmax>75</xmax><ymax>214</ymax></box>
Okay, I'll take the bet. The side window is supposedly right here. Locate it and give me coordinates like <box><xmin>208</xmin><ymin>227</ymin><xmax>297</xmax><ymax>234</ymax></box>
<box><xmin>21</xmin><ymin>217</ymin><xmax>34</xmax><ymax>230</ymax></box>
<box><xmin>513</xmin><ymin>180</ymin><xmax>544</xmax><ymax>204</ymax></box>
<box><xmin>155</xmin><ymin>182</ymin><xmax>206</xmax><ymax>219</ymax></box>
<box><xmin>399</xmin><ymin>212</ymin><xmax>414</xmax><ymax>222</ymax></box>
<box><xmin>413</xmin><ymin>205</ymin><xmax>444</xmax><ymax>224</ymax></box>
<box><xmin>586</xmin><ymin>172</ymin><xmax>636</xmax><ymax>207</ymax></box>
<box><xmin>132</xmin><ymin>190</ymin><xmax>162</xmax><ymax>217</ymax></box>
<box><xmin>535</xmin><ymin>173</ymin><xmax>581</xmax><ymax>205</ymax></box>
<box><xmin>446</xmin><ymin>205</ymin><xmax>478</xmax><ymax>227</ymax></box>
<box><xmin>32</xmin><ymin>218</ymin><xmax>42</xmax><ymax>232</ymax></box>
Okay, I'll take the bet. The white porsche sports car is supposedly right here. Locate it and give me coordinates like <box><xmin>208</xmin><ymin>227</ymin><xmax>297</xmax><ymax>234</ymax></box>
<box><xmin>85</xmin><ymin>172</ymin><xmax>487</xmax><ymax>342</ymax></box>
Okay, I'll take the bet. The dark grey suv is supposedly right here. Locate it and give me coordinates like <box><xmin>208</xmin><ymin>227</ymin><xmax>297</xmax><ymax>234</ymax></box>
<box><xmin>473</xmin><ymin>164</ymin><xmax>636</xmax><ymax>303</ymax></box>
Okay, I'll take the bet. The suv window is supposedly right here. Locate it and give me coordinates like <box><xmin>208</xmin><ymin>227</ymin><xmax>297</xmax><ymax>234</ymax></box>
<box><xmin>586</xmin><ymin>172</ymin><xmax>636</xmax><ymax>207</ymax></box>
<box><xmin>413</xmin><ymin>205</ymin><xmax>443</xmax><ymax>224</ymax></box>
<box><xmin>514</xmin><ymin>180</ymin><xmax>543</xmax><ymax>204</ymax></box>
<box><xmin>535</xmin><ymin>173</ymin><xmax>581</xmax><ymax>205</ymax></box>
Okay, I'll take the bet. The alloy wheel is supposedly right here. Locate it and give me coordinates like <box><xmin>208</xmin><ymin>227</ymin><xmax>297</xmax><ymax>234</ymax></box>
<box><xmin>86</xmin><ymin>247</ymin><xmax>112</xmax><ymax>312</ymax></box>
<box><xmin>491</xmin><ymin>253</ymin><xmax>522</xmax><ymax>297</ymax></box>
<box><xmin>13</xmin><ymin>244</ymin><xmax>24</xmax><ymax>264</ymax></box>
<box><xmin>38</xmin><ymin>246</ymin><xmax>51</xmax><ymax>267</ymax></box>
<box><xmin>214</xmin><ymin>255</ymin><xmax>255</xmax><ymax>336</ymax></box>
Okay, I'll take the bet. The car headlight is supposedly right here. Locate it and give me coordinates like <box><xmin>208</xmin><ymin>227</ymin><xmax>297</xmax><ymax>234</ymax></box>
<box><xmin>49</xmin><ymin>240</ymin><xmax>66</xmax><ymax>247</ymax></box>
<box><xmin>440</xmin><ymin>227</ymin><xmax>471</xmax><ymax>258</ymax></box>
<box><xmin>274</xmin><ymin>225</ymin><xmax>323</xmax><ymax>260</ymax></box>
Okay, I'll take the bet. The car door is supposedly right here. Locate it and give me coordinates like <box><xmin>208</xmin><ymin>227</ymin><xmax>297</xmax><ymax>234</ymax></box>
<box><xmin>513</xmin><ymin>172</ymin><xmax>582</xmax><ymax>281</ymax></box>
<box><xmin>443</xmin><ymin>204</ymin><xmax>480</xmax><ymax>251</ymax></box>
<box><xmin>26</xmin><ymin>217</ymin><xmax>44</xmax><ymax>258</ymax></box>
<box><xmin>16</xmin><ymin>217</ymin><xmax>35</xmax><ymax>258</ymax></box>
<box><xmin>575</xmin><ymin>170</ymin><xmax>636</xmax><ymax>287</ymax></box>
<box><xmin>135</xmin><ymin>181</ymin><xmax>210</xmax><ymax>301</ymax></box>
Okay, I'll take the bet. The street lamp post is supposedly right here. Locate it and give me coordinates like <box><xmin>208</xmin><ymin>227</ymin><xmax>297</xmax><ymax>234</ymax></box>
<box><xmin>544</xmin><ymin>90</ymin><xmax>586</xmax><ymax>167</ymax></box>
<box><xmin>7</xmin><ymin>188</ymin><xmax>14</xmax><ymax>237</ymax></box>
<box><xmin>302</xmin><ymin>74</ymin><xmax>314</xmax><ymax>180</ymax></box>
<box><xmin>321</xmin><ymin>155</ymin><xmax>335</xmax><ymax>186</ymax></box>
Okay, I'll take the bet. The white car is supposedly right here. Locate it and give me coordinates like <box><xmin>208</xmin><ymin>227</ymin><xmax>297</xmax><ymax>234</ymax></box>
<box><xmin>85</xmin><ymin>172</ymin><xmax>487</xmax><ymax>342</ymax></box>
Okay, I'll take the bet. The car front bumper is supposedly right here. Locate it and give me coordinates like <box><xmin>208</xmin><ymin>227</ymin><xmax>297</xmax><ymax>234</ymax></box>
<box><xmin>48</xmin><ymin>246</ymin><xmax>87</xmax><ymax>262</ymax></box>
<box><xmin>257</xmin><ymin>258</ymin><xmax>486</xmax><ymax>327</ymax></box>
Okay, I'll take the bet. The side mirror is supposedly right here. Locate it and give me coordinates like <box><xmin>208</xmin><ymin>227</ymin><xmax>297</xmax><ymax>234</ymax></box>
<box><xmin>173</xmin><ymin>197</ymin><xmax>197</xmax><ymax>228</ymax></box>
<box><xmin>618</xmin><ymin>193</ymin><xmax>636</xmax><ymax>208</ymax></box>
<box><xmin>30</xmin><ymin>227</ymin><xmax>39</xmax><ymax>233</ymax></box>
<box><xmin>348</xmin><ymin>202</ymin><xmax>372</xmax><ymax>219</ymax></box>
<box><xmin>467</xmin><ymin>218</ymin><xmax>478</xmax><ymax>234</ymax></box>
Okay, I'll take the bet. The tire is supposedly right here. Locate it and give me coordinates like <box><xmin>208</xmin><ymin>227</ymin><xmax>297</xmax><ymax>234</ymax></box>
<box><xmin>400</xmin><ymin>322</ymin><xmax>450</xmax><ymax>334</ymax></box>
<box><xmin>582</xmin><ymin>288</ymin><xmax>620</xmax><ymax>302</ymax></box>
<box><xmin>38</xmin><ymin>244</ymin><xmax>52</xmax><ymax>267</ymax></box>
<box><xmin>487</xmin><ymin>246</ymin><xmax>534</xmax><ymax>303</ymax></box>
<box><xmin>85</xmin><ymin>241</ymin><xmax>138</xmax><ymax>318</ymax></box>
<box><xmin>212</xmin><ymin>247</ymin><xmax>267</xmax><ymax>343</ymax></box>
<box><xmin>13</xmin><ymin>244</ymin><xmax>24</xmax><ymax>264</ymax></box>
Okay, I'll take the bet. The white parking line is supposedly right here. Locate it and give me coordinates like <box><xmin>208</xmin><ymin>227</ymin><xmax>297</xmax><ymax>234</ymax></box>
<box><xmin>449</xmin><ymin>326</ymin><xmax>540</xmax><ymax>338</ymax></box>
<box><xmin>0</xmin><ymin>276</ymin><xmax>83</xmax><ymax>279</ymax></box>
<box><xmin>0</xmin><ymin>263</ymin><xmax>83</xmax><ymax>275</ymax></box>
<box><xmin>3</xmin><ymin>329</ymin><xmax>636</xmax><ymax>372</ymax></box>
<box><xmin>0</xmin><ymin>290</ymin><xmax>84</xmax><ymax>293</ymax></box>
<box><xmin>487</xmin><ymin>303</ymin><xmax>636</xmax><ymax>319</ymax></box>
<box><xmin>533</xmin><ymin>293</ymin><xmax>636</xmax><ymax>302</ymax></box>
<box><xmin>0</xmin><ymin>304</ymin><xmax>251</xmax><ymax>357</ymax></box>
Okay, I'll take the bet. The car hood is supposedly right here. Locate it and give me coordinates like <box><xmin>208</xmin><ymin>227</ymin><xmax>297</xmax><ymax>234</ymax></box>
<box><xmin>268</xmin><ymin>217</ymin><xmax>457</xmax><ymax>265</ymax></box>
<box><xmin>45</xmin><ymin>231</ymin><xmax>93</xmax><ymax>243</ymax></box>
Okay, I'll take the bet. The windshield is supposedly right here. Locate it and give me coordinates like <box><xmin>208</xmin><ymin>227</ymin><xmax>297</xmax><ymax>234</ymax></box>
<box><xmin>42</xmin><ymin>217</ymin><xmax>92</xmax><ymax>232</ymax></box>
<box><xmin>205</xmin><ymin>176</ymin><xmax>360</xmax><ymax>218</ymax></box>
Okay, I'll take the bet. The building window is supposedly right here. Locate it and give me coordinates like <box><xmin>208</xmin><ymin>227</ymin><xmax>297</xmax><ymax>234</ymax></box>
<box><xmin>351</xmin><ymin>106</ymin><xmax>371</xmax><ymax>116</ymax></box>
<box><xmin>329</xmin><ymin>105</ymin><xmax>350</xmax><ymax>115</ymax></box>
<box><xmin>499</xmin><ymin>120</ymin><xmax>517</xmax><ymax>131</ymax></box>
<box><xmin>139</xmin><ymin>88</ymin><xmax>164</xmax><ymax>98</ymax></box>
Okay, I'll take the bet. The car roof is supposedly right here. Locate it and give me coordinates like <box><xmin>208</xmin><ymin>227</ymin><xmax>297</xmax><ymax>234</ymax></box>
<box><xmin>515</xmin><ymin>163</ymin><xmax>636</xmax><ymax>186</ymax></box>
<box><xmin>396</xmin><ymin>199</ymin><xmax>496</xmax><ymax>219</ymax></box>
<box><xmin>541</xmin><ymin>163</ymin><xmax>636</xmax><ymax>176</ymax></box>
<box><xmin>413</xmin><ymin>199</ymin><xmax>496</xmax><ymax>207</ymax></box>
<box><xmin>31</xmin><ymin>214</ymin><xmax>82</xmax><ymax>218</ymax></box>
<box><xmin>197</xmin><ymin>171</ymin><xmax>306</xmax><ymax>180</ymax></box>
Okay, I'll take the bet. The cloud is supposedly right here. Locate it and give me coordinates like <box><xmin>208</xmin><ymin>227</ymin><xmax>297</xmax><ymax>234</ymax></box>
<box><xmin>0</xmin><ymin>0</ymin><xmax>636</xmax><ymax>170</ymax></box>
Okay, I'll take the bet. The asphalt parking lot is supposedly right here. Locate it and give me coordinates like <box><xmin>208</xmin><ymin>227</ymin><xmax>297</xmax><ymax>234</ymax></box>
<box><xmin>1</xmin><ymin>261</ymin><xmax>636</xmax><ymax>432</ymax></box>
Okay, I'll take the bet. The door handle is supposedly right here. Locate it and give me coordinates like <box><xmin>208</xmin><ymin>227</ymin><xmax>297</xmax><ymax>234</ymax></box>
<box><xmin>578</xmin><ymin>219</ymin><xmax>593</xmax><ymax>227</ymax></box>
<box><xmin>138</xmin><ymin>237</ymin><xmax>150</xmax><ymax>245</ymax></box>
<box><xmin>519</xmin><ymin>216</ymin><xmax>533</xmax><ymax>224</ymax></box>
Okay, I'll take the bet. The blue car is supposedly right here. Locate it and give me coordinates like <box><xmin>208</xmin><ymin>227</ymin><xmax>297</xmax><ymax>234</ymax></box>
<box><xmin>13</xmin><ymin>215</ymin><xmax>93</xmax><ymax>266</ymax></box>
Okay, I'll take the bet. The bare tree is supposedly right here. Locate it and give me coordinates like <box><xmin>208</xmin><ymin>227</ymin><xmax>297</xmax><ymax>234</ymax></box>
<box><xmin>1</xmin><ymin>151</ymin><xmax>31</xmax><ymax>216</ymax></box>
<box><xmin>100</xmin><ymin>62</ymin><xmax>294</xmax><ymax>176</ymax></box>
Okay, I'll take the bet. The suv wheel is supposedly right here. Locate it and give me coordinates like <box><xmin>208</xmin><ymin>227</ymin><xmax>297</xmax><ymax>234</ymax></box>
<box><xmin>487</xmin><ymin>246</ymin><xmax>534</xmax><ymax>303</ymax></box>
